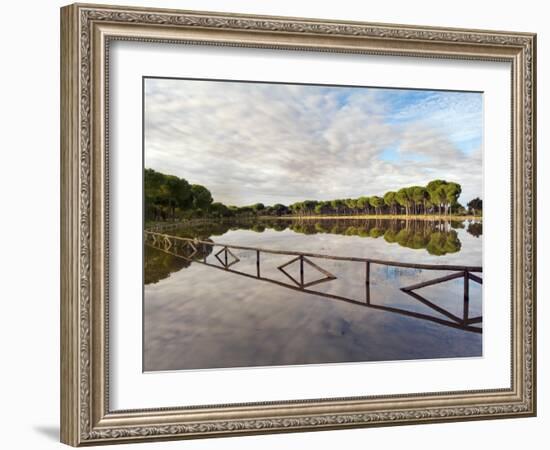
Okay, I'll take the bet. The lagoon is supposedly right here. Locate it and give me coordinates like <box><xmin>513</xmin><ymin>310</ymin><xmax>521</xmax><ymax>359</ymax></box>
<box><xmin>144</xmin><ymin>218</ymin><xmax>482</xmax><ymax>371</ymax></box>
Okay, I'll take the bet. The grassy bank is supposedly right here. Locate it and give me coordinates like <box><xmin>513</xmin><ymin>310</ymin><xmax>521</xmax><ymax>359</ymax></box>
<box><xmin>257</xmin><ymin>214</ymin><xmax>482</xmax><ymax>221</ymax></box>
<box><xmin>146</xmin><ymin>215</ymin><xmax>483</xmax><ymax>229</ymax></box>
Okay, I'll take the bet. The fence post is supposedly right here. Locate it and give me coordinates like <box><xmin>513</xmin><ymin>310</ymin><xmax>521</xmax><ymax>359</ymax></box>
<box><xmin>366</xmin><ymin>261</ymin><xmax>371</xmax><ymax>304</ymax></box>
<box><xmin>463</xmin><ymin>270</ymin><xmax>469</xmax><ymax>323</ymax></box>
<box><xmin>300</xmin><ymin>255</ymin><xmax>304</xmax><ymax>287</ymax></box>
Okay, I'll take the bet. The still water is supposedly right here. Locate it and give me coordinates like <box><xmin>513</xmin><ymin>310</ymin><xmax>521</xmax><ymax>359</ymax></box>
<box><xmin>144</xmin><ymin>218</ymin><xmax>482</xmax><ymax>371</ymax></box>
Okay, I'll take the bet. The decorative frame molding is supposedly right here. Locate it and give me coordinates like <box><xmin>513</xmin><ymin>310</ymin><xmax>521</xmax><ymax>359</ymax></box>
<box><xmin>60</xmin><ymin>3</ymin><xmax>536</xmax><ymax>446</ymax></box>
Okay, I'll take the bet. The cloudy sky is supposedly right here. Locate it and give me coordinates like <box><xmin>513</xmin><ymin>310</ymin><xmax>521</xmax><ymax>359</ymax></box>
<box><xmin>144</xmin><ymin>78</ymin><xmax>482</xmax><ymax>207</ymax></box>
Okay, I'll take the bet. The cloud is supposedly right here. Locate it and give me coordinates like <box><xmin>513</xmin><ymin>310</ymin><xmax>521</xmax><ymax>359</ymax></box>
<box><xmin>144</xmin><ymin>79</ymin><xmax>482</xmax><ymax>206</ymax></box>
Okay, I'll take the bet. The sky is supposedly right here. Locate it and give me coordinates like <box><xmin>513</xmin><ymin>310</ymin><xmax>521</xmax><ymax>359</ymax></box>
<box><xmin>144</xmin><ymin>78</ymin><xmax>483</xmax><ymax>207</ymax></box>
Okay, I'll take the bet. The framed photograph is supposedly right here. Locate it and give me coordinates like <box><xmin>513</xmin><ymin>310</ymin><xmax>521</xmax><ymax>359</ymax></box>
<box><xmin>60</xmin><ymin>3</ymin><xmax>536</xmax><ymax>446</ymax></box>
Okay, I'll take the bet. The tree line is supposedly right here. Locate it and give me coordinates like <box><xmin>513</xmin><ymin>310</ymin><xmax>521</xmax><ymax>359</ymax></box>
<box><xmin>283</xmin><ymin>181</ymin><xmax>481</xmax><ymax>217</ymax></box>
<box><xmin>145</xmin><ymin>168</ymin><xmax>482</xmax><ymax>221</ymax></box>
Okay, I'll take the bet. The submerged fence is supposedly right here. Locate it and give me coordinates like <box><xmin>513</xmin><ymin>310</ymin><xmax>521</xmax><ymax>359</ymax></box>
<box><xmin>144</xmin><ymin>230</ymin><xmax>483</xmax><ymax>333</ymax></box>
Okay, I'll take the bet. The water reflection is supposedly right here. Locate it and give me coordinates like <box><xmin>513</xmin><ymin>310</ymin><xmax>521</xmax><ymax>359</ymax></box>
<box><xmin>144</xmin><ymin>242</ymin><xmax>213</xmax><ymax>284</ymax></box>
<box><xmin>145</xmin><ymin>231</ymin><xmax>482</xmax><ymax>334</ymax></box>
<box><xmin>144</xmin><ymin>218</ymin><xmax>483</xmax><ymax>371</ymax></box>
<box><xmin>149</xmin><ymin>218</ymin><xmax>482</xmax><ymax>256</ymax></box>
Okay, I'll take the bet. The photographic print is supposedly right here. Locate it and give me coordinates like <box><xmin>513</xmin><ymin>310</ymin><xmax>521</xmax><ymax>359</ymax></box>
<box><xmin>143</xmin><ymin>77</ymin><xmax>483</xmax><ymax>372</ymax></box>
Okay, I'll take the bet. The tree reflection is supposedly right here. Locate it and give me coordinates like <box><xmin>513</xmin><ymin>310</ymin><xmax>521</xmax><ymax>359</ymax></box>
<box><xmin>152</xmin><ymin>218</ymin><xmax>482</xmax><ymax>257</ymax></box>
<box><xmin>426</xmin><ymin>231</ymin><xmax>461</xmax><ymax>255</ymax></box>
<box><xmin>144</xmin><ymin>218</ymin><xmax>481</xmax><ymax>285</ymax></box>
<box><xmin>144</xmin><ymin>240</ymin><xmax>213</xmax><ymax>284</ymax></box>
<box><xmin>467</xmin><ymin>222</ymin><xmax>482</xmax><ymax>238</ymax></box>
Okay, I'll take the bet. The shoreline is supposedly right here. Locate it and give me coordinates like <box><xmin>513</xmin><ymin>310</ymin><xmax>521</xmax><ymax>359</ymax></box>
<box><xmin>146</xmin><ymin>214</ymin><xmax>482</xmax><ymax>228</ymax></box>
<box><xmin>257</xmin><ymin>214</ymin><xmax>482</xmax><ymax>221</ymax></box>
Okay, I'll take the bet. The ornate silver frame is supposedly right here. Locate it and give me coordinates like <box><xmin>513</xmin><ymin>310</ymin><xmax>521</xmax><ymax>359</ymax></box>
<box><xmin>60</xmin><ymin>3</ymin><xmax>536</xmax><ymax>446</ymax></box>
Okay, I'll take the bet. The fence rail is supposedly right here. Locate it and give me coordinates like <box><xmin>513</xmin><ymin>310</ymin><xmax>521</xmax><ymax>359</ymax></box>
<box><xmin>144</xmin><ymin>231</ymin><xmax>482</xmax><ymax>272</ymax></box>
